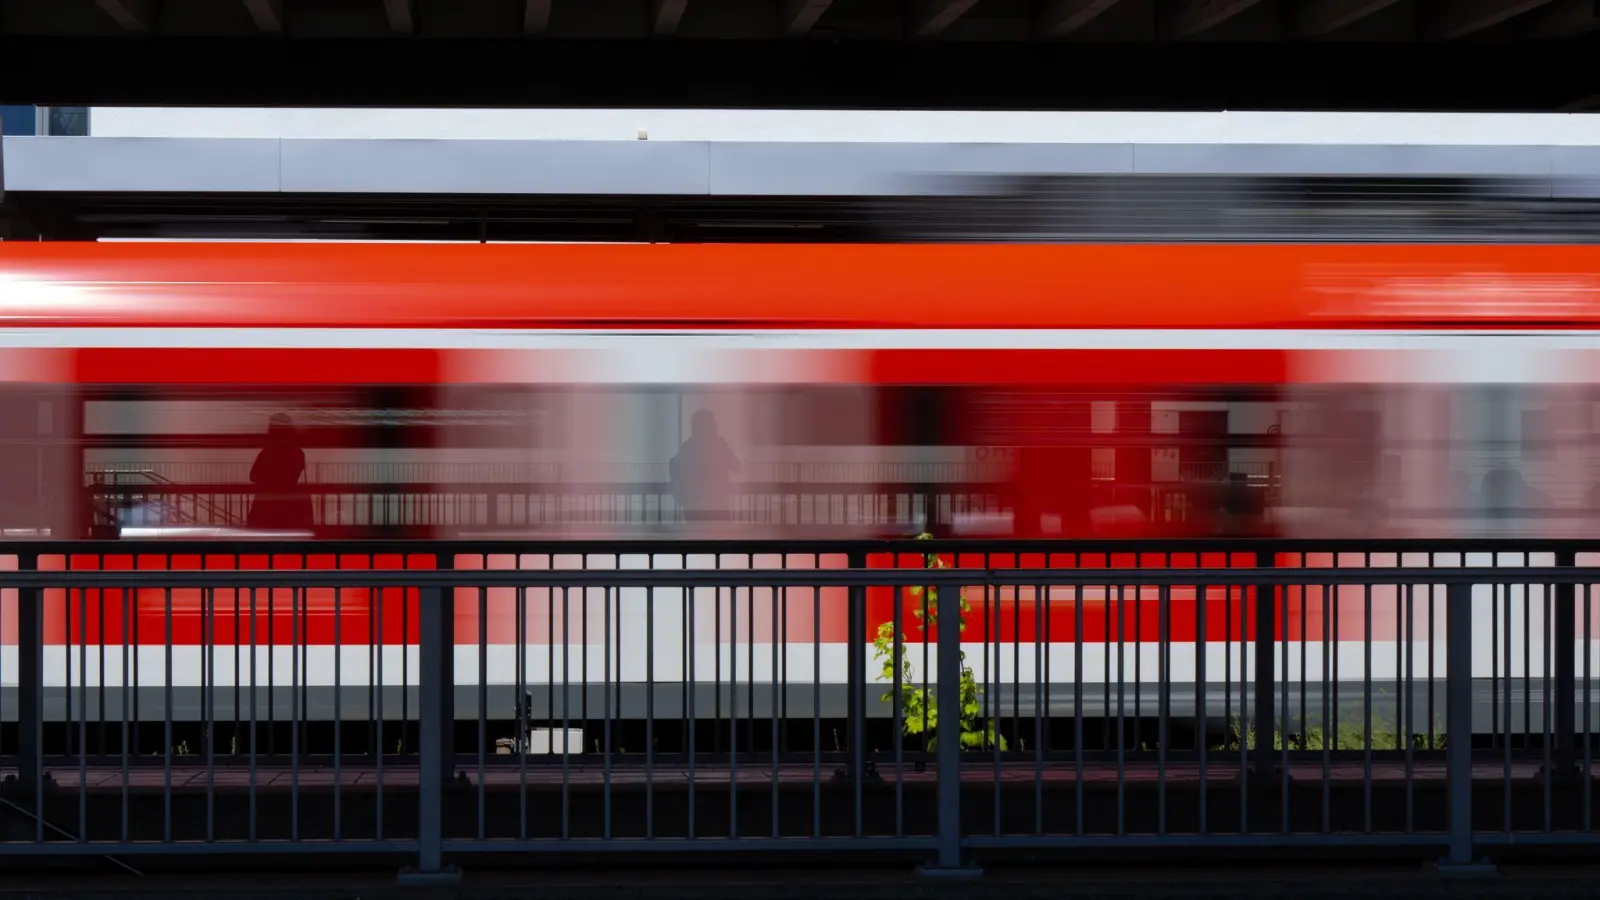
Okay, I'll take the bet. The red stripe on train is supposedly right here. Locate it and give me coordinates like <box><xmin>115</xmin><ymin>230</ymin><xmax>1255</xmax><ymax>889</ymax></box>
<box><xmin>0</xmin><ymin>552</ymin><xmax>1446</xmax><ymax>646</ymax></box>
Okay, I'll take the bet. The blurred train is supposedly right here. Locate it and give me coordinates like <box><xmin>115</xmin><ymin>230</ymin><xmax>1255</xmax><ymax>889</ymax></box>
<box><xmin>2</xmin><ymin>241</ymin><xmax>1600</xmax><ymax>733</ymax></box>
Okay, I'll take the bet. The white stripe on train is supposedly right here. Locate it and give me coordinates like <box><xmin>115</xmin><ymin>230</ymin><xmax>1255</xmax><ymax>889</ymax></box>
<box><xmin>0</xmin><ymin>327</ymin><xmax>1597</xmax><ymax>351</ymax></box>
<box><xmin>5</xmin><ymin>639</ymin><xmax>1589</xmax><ymax>689</ymax></box>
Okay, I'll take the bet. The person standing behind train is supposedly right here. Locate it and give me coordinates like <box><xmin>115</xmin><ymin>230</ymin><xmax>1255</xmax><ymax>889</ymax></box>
<box><xmin>247</xmin><ymin>413</ymin><xmax>315</xmax><ymax>533</ymax></box>
<box><xmin>670</xmin><ymin>410</ymin><xmax>741</xmax><ymax>523</ymax></box>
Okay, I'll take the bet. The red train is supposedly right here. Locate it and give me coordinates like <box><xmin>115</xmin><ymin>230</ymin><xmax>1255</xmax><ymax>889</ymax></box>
<box><xmin>0</xmin><ymin>241</ymin><xmax>1595</xmax><ymax>725</ymax></box>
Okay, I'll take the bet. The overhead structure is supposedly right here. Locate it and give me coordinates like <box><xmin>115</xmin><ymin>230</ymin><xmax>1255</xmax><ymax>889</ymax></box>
<box><xmin>0</xmin><ymin>0</ymin><xmax>1595</xmax><ymax>109</ymax></box>
<box><xmin>1290</xmin><ymin>0</ymin><xmax>1405</xmax><ymax>36</ymax></box>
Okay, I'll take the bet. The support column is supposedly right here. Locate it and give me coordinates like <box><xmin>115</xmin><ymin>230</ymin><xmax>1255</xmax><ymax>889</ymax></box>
<box><xmin>14</xmin><ymin>551</ymin><xmax>45</xmax><ymax>804</ymax></box>
<box><xmin>1438</xmin><ymin>581</ymin><xmax>1493</xmax><ymax>875</ymax></box>
<box><xmin>1251</xmin><ymin>549</ymin><xmax>1279</xmax><ymax>779</ymax></box>
<box><xmin>401</xmin><ymin>566</ymin><xmax>459</xmax><ymax>885</ymax></box>
<box><xmin>836</xmin><ymin>551</ymin><xmax>876</xmax><ymax>785</ymax></box>
<box><xmin>1551</xmin><ymin>550</ymin><xmax>1578</xmax><ymax>778</ymax></box>
<box><xmin>918</xmin><ymin>574</ymin><xmax>980</xmax><ymax>879</ymax></box>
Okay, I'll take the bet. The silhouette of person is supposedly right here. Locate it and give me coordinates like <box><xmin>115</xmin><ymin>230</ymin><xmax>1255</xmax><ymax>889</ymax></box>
<box><xmin>669</xmin><ymin>410</ymin><xmax>741</xmax><ymax>523</ymax></box>
<box><xmin>1479</xmin><ymin>465</ymin><xmax>1546</xmax><ymax>519</ymax></box>
<box><xmin>247</xmin><ymin>413</ymin><xmax>315</xmax><ymax>532</ymax></box>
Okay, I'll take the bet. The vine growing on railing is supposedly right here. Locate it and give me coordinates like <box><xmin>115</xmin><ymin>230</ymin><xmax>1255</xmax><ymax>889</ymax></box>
<box><xmin>871</xmin><ymin>533</ymin><xmax>1006</xmax><ymax>752</ymax></box>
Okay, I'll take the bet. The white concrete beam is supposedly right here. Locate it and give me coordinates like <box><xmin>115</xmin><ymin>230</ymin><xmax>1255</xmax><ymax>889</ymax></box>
<box><xmin>1167</xmin><ymin>0</ymin><xmax>1266</xmax><ymax>35</ymax></box>
<box><xmin>524</xmin><ymin>0</ymin><xmax>552</xmax><ymax>35</ymax></box>
<box><xmin>653</xmin><ymin>0</ymin><xmax>688</xmax><ymax>34</ymax></box>
<box><xmin>95</xmin><ymin>0</ymin><xmax>148</xmax><ymax>32</ymax></box>
<box><xmin>1037</xmin><ymin>0</ymin><xmax>1125</xmax><ymax>35</ymax></box>
<box><xmin>243</xmin><ymin>0</ymin><xmax>283</xmax><ymax>33</ymax></box>
<box><xmin>783</xmin><ymin>0</ymin><xmax>834</xmax><ymax>34</ymax></box>
<box><xmin>913</xmin><ymin>0</ymin><xmax>984</xmax><ymax>37</ymax></box>
<box><xmin>1291</xmin><ymin>0</ymin><xmax>1403</xmax><ymax>35</ymax></box>
<box><xmin>383</xmin><ymin>0</ymin><xmax>415</xmax><ymax>35</ymax></box>
<box><xmin>1428</xmin><ymin>0</ymin><xmax>1554</xmax><ymax>37</ymax></box>
<box><xmin>1520</xmin><ymin>0</ymin><xmax>1600</xmax><ymax>37</ymax></box>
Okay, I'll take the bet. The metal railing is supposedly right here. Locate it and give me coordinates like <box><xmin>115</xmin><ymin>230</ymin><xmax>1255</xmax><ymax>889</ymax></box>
<box><xmin>2</xmin><ymin>537</ymin><xmax>1598</xmax><ymax>879</ymax></box>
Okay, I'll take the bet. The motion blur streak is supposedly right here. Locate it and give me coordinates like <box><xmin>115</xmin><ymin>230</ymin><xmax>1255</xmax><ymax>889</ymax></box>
<box><xmin>0</xmin><ymin>241</ymin><xmax>1599</xmax><ymax>543</ymax></box>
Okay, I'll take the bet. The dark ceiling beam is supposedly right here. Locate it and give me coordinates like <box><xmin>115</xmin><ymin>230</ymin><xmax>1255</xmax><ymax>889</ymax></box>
<box><xmin>913</xmin><ymin>0</ymin><xmax>984</xmax><ymax>36</ymax></box>
<box><xmin>1037</xmin><ymin>0</ymin><xmax>1125</xmax><ymax>35</ymax></box>
<box><xmin>524</xmin><ymin>0</ymin><xmax>552</xmax><ymax>35</ymax></box>
<box><xmin>653</xmin><ymin>0</ymin><xmax>689</xmax><ymax>34</ymax></box>
<box><xmin>783</xmin><ymin>0</ymin><xmax>834</xmax><ymax>34</ymax></box>
<box><xmin>243</xmin><ymin>0</ymin><xmax>284</xmax><ymax>33</ymax></box>
<box><xmin>95</xmin><ymin>0</ymin><xmax>148</xmax><ymax>32</ymax></box>
<box><xmin>383</xmin><ymin>0</ymin><xmax>415</xmax><ymax>35</ymax></box>
<box><xmin>1290</xmin><ymin>0</ymin><xmax>1404</xmax><ymax>35</ymax></box>
<box><xmin>1521</xmin><ymin>0</ymin><xmax>1600</xmax><ymax>37</ymax></box>
<box><xmin>1167</xmin><ymin>0</ymin><xmax>1267</xmax><ymax>35</ymax></box>
<box><xmin>1428</xmin><ymin>0</ymin><xmax>1554</xmax><ymax>37</ymax></box>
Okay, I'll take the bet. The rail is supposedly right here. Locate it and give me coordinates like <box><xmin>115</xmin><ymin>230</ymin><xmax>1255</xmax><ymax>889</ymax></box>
<box><xmin>2</xmin><ymin>537</ymin><xmax>1597</xmax><ymax>880</ymax></box>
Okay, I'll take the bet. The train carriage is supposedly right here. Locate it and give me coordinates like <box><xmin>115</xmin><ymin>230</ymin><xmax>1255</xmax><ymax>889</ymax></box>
<box><xmin>1</xmin><ymin>241</ymin><xmax>1599</xmax><ymax>742</ymax></box>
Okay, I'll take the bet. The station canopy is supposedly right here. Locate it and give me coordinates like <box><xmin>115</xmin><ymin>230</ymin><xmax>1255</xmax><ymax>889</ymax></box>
<box><xmin>0</xmin><ymin>0</ymin><xmax>1597</xmax><ymax>109</ymax></box>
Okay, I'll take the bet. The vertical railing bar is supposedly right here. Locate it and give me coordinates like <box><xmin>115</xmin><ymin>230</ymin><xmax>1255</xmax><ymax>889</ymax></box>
<box><xmin>1525</xmin><ymin>583</ymin><xmax>1532</xmax><ymax>748</ymax></box>
<box><xmin>1158</xmin><ymin>581</ymin><xmax>1169</xmax><ymax>837</ymax></box>
<box><xmin>164</xmin><ymin>583</ymin><xmax>173</xmax><ymax>844</ymax></box>
<box><xmin>205</xmin><ymin>584</ymin><xmax>216</xmax><ymax>844</ymax></box>
<box><xmin>1321</xmin><ymin>583</ymin><xmax>1331</xmax><ymax>835</ymax></box>
<box><xmin>517</xmin><ymin>583</ymin><xmax>528</xmax><ymax>843</ymax></box>
<box><xmin>249</xmin><ymin>585</ymin><xmax>258</xmax><ymax>843</ymax></box>
<box><xmin>772</xmin><ymin>581</ymin><xmax>781</xmax><ymax>839</ymax></box>
<box><xmin>374</xmin><ymin>578</ymin><xmax>383</xmax><ymax>842</ymax></box>
<box><xmin>1074</xmin><ymin>581</ymin><xmax>1084</xmax><ymax>837</ymax></box>
<box><xmin>1013</xmin><ymin>558</ymin><xmax>1021</xmax><ymax>765</ymax></box>
<box><xmin>729</xmin><ymin>585</ymin><xmax>739</xmax><ymax>840</ymax></box>
<box><xmin>893</xmin><ymin>574</ymin><xmax>904</xmax><ymax>838</ymax></box>
<box><xmin>290</xmin><ymin>583</ymin><xmax>300</xmax><ymax>843</ymax></box>
<box><xmin>1116</xmin><ymin>582</ymin><xmax>1126</xmax><ymax>837</ymax></box>
<box><xmin>479</xmin><ymin>585</ymin><xmax>489</xmax><ymax>842</ymax></box>
<box><xmin>1280</xmin><ymin>572</ymin><xmax>1289</xmax><ymax>835</ymax></box>
<box><xmin>1405</xmin><ymin>582</ymin><xmax>1415</xmax><ymax>834</ymax></box>
<box><xmin>604</xmin><ymin>583</ymin><xmax>614</xmax><ymax>841</ymax></box>
<box><xmin>122</xmin><ymin>573</ymin><xmax>132</xmax><ymax>844</ymax></box>
<box><xmin>1239</xmin><ymin>575</ymin><xmax>1249</xmax><ymax>837</ymax></box>
<box><xmin>1035</xmin><ymin>582</ymin><xmax>1044</xmax><ymax>837</ymax></box>
<box><xmin>1363</xmin><ymin>582</ymin><xmax>1373</xmax><ymax>835</ymax></box>
<box><xmin>267</xmin><ymin>575</ymin><xmax>275</xmax><ymax>759</ymax></box>
<box><xmin>1428</xmin><ymin>576</ymin><xmax>1438</xmax><ymax>753</ymax></box>
<box><xmin>993</xmin><ymin>568</ymin><xmax>1003</xmax><ymax>837</ymax></box>
<box><xmin>1444</xmin><ymin>579</ymin><xmax>1476</xmax><ymax>868</ymax></box>
<box><xmin>931</xmin><ymin>560</ymin><xmax>967</xmax><ymax>872</ymax></box>
<box><xmin>1544</xmin><ymin>582</ymin><xmax>1554</xmax><ymax>834</ymax></box>
<box><xmin>328</xmin><ymin>583</ymin><xmax>340</xmax><ymax>843</ymax></box>
<box><xmin>1503</xmin><ymin>582</ymin><xmax>1513</xmax><ymax>835</ymax></box>
<box><xmin>561</xmin><ymin>585</ymin><xmax>571</xmax><ymax>841</ymax></box>
<box><xmin>101</xmin><ymin>579</ymin><xmax>109</xmax><ymax>761</ymax></box>
<box><xmin>77</xmin><ymin>581</ymin><xmax>87</xmax><ymax>842</ymax></box>
<box><xmin>645</xmin><ymin>582</ymin><xmax>654</xmax><ymax>841</ymax></box>
<box><xmin>1198</xmin><ymin>577</ymin><xmax>1208</xmax><ymax>837</ymax></box>
<box><xmin>813</xmin><ymin>584</ymin><xmax>822</xmax><ymax>840</ymax></box>
<box><xmin>687</xmin><ymin>575</ymin><xmax>697</xmax><ymax>842</ymax></box>
<box><xmin>1586</xmin><ymin>580</ymin><xmax>1594</xmax><ymax>834</ymax></box>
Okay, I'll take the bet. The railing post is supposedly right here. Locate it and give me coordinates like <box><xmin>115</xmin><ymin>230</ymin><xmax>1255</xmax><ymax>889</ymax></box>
<box><xmin>13</xmin><ymin>551</ymin><xmax>46</xmax><ymax>802</ymax></box>
<box><xmin>1251</xmin><ymin>549</ymin><xmax>1278</xmax><ymax>778</ymax></box>
<box><xmin>1439</xmin><ymin>579</ymin><xmax>1492</xmax><ymax>876</ymax></box>
<box><xmin>918</xmin><ymin>572</ymin><xmax>980</xmax><ymax>879</ymax></box>
<box><xmin>1550</xmin><ymin>550</ymin><xmax>1578</xmax><ymax>779</ymax></box>
<box><xmin>836</xmin><ymin>550</ymin><xmax>875</xmax><ymax>787</ymax></box>
<box><xmin>401</xmin><ymin>565</ymin><xmax>459</xmax><ymax>885</ymax></box>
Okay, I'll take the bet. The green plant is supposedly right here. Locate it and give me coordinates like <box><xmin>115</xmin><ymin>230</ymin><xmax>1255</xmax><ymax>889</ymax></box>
<box><xmin>1213</xmin><ymin>711</ymin><xmax>1447</xmax><ymax>752</ymax></box>
<box><xmin>871</xmin><ymin>533</ymin><xmax>1007</xmax><ymax>753</ymax></box>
